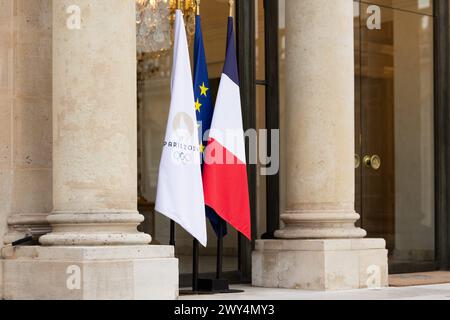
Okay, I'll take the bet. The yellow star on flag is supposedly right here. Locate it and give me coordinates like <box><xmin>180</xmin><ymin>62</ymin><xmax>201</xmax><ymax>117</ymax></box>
<box><xmin>199</xmin><ymin>82</ymin><xmax>209</xmax><ymax>97</ymax></box>
<box><xmin>199</xmin><ymin>143</ymin><xmax>205</xmax><ymax>153</ymax></box>
<box><xmin>195</xmin><ymin>99</ymin><xmax>202</xmax><ymax>112</ymax></box>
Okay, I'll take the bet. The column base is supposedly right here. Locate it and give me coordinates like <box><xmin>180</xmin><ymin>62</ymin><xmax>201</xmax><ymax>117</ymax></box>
<box><xmin>252</xmin><ymin>239</ymin><xmax>388</xmax><ymax>291</ymax></box>
<box><xmin>39</xmin><ymin>212</ymin><xmax>152</xmax><ymax>246</ymax></box>
<box><xmin>4</xmin><ymin>213</ymin><xmax>51</xmax><ymax>244</ymax></box>
<box><xmin>1</xmin><ymin>245</ymin><xmax>178</xmax><ymax>300</ymax></box>
<box><xmin>277</xmin><ymin>210</ymin><xmax>367</xmax><ymax>239</ymax></box>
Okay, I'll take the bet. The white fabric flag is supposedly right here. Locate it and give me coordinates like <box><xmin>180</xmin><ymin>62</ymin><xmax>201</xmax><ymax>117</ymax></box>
<box><xmin>155</xmin><ymin>10</ymin><xmax>207</xmax><ymax>247</ymax></box>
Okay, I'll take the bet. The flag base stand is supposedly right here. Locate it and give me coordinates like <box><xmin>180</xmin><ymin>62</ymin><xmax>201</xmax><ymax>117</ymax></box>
<box><xmin>197</xmin><ymin>278</ymin><xmax>240</xmax><ymax>293</ymax></box>
<box><xmin>180</xmin><ymin>279</ymin><xmax>244</xmax><ymax>295</ymax></box>
<box><xmin>186</xmin><ymin>219</ymin><xmax>245</xmax><ymax>295</ymax></box>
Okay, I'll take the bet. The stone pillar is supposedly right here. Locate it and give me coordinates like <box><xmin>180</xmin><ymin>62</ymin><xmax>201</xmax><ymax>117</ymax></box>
<box><xmin>2</xmin><ymin>0</ymin><xmax>53</xmax><ymax>246</ymax></box>
<box><xmin>253</xmin><ymin>0</ymin><xmax>388</xmax><ymax>291</ymax></box>
<box><xmin>2</xmin><ymin>0</ymin><xmax>178</xmax><ymax>300</ymax></box>
<box><xmin>275</xmin><ymin>0</ymin><xmax>365</xmax><ymax>240</ymax></box>
<box><xmin>39</xmin><ymin>0</ymin><xmax>149</xmax><ymax>246</ymax></box>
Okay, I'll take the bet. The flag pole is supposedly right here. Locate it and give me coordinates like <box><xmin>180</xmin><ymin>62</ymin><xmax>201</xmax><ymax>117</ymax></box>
<box><xmin>216</xmin><ymin>218</ymin><xmax>224</xmax><ymax>279</ymax></box>
<box><xmin>192</xmin><ymin>238</ymin><xmax>199</xmax><ymax>291</ymax></box>
<box><xmin>192</xmin><ymin>0</ymin><xmax>201</xmax><ymax>294</ymax></box>
<box><xmin>170</xmin><ymin>220</ymin><xmax>176</xmax><ymax>246</ymax></box>
<box><xmin>169</xmin><ymin>0</ymin><xmax>182</xmax><ymax>250</ymax></box>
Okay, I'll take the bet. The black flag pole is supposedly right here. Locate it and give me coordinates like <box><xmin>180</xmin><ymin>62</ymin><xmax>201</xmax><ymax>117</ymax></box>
<box><xmin>216</xmin><ymin>218</ymin><xmax>224</xmax><ymax>279</ymax></box>
<box><xmin>196</xmin><ymin>217</ymin><xmax>230</xmax><ymax>292</ymax></box>
<box><xmin>195</xmin><ymin>217</ymin><xmax>242</xmax><ymax>294</ymax></box>
<box><xmin>169</xmin><ymin>220</ymin><xmax>176</xmax><ymax>246</ymax></box>
<box><xmin>192</xmin><ymin>0</ymin><xmax>201</xmax><ymax>294</ymax></box>
<box><xmin>169</xmin><ymin>0</ymin><xmax>181</xmax><ymax>249</ymax></box>
<box><xmin>192</xmin><ymin>238</ymin><xmax>200</xmax><ymax>292</ymax></box>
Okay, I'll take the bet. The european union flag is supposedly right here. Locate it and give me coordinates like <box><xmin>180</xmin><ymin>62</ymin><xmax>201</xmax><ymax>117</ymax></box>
<box><xmin>194</xmin><ymin>14</ymin><xmax>227</xmax><ymax>238</ymax></box>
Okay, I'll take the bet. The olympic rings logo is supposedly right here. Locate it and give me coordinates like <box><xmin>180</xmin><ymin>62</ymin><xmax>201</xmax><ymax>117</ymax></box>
<box><xmin>172</xmin><ymin>151</ymin><xmax>192</xmax><ymax>164</ymax></box>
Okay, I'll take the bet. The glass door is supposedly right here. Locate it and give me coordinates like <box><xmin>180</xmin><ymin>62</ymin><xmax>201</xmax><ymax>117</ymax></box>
<box><xmin>355</xmin><ymin>0</ymin><xmax>436</xmax><ymax>272</ymax></box>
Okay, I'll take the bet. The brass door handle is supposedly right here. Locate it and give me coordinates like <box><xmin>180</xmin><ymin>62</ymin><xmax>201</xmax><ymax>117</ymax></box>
<box><xmin>363</xmin><ymin>155</ymin><xmax>381</xmax><ymax>170</ymax></box>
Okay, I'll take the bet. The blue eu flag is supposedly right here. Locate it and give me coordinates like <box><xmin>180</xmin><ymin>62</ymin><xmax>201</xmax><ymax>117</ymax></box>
<box><xmin>194</xmin><ymin>15</ymin><xmax>227</xmax><ymax>238</ymax></box>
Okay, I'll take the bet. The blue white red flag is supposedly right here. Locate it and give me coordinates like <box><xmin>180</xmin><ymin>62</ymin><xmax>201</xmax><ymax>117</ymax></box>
<box><xmin>193</xmin><ymin>14</ymin><xmax>228</xmax><ymax>238</ymax></box>
<box><xmin>202</xmin><ymin>17</ymin><xmax>251</xmax><ymax>240</ymax></box>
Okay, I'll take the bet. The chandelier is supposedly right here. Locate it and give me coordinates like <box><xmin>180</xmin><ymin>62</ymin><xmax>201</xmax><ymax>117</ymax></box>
<box><xmin>136</xmin><ymin>0</ymin><xmax>197</xmax><ymax>57</ymax></box>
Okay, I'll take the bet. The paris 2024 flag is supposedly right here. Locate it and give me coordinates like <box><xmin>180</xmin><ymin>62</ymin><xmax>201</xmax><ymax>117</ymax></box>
<box><xmin>202</xmin><ymin>17</ymin><xmax>251</xmax><ymax>240</ymax></box>
<box><xmin>155</xmin><ymin>10</ymin><xmax>207</xmax><ymax>247</ymax></box>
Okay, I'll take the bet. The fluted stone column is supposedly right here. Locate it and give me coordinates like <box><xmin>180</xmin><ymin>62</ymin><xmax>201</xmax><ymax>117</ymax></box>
<box><xmin>2</xmin><ymin>0</ymin><xmax>178</xmax><ymax>300</ymax></box>
<box><xmin>253</xmin><ymin>0</ymin><xmax>388</xmax><ymax>291</ymax></box>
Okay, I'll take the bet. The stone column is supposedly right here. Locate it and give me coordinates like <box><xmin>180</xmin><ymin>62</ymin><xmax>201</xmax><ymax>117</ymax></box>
<box><xmin>275</xmin><ymin>0</ymin><xmax>365</xmax><ymax>240</ymax></box>
<box><xmin>39</xmin><ymin>0</ymin><xmax>149</xmax><ymax>246</ymax></box>
<box><xmin>2</xmin><ymin>0</ymin><xmax>178</xmax><ymax>300</ymax></box>
<box><xmin>253</xmin><ymin>0</ymin><xmax>388</xmax><ymax>291</ymax></box>
<box><xmin>3</xmin><ymin>0</ymin><xmax>53</xmax><ymax>246</ymax></box>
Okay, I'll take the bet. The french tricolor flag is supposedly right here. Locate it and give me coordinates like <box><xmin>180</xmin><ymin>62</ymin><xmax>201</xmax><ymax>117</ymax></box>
<box><xmin>202</xmin><ymin>17</ymin><xmax>251</xmax><ymax>240</ymax></box>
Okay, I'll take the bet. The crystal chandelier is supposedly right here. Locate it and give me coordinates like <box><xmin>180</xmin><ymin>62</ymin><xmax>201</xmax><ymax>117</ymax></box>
<box><xmin>136</xmin><ymin>0</ymin><xmax>197</xmax><ymax>57</ymax></box>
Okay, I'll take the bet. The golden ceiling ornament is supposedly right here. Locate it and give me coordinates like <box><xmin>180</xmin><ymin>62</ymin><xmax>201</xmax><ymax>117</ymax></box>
<box><xmin>136</xmin><ymin>0</ymin><xmax>197</xmax><ymax>58</ymax></box>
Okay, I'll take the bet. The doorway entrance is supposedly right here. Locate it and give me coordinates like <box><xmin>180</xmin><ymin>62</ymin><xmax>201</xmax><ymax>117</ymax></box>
<box><xmin>354</xmin><ymin>0</ymin><xmax>436</xmax><ymax>272</ymax></box>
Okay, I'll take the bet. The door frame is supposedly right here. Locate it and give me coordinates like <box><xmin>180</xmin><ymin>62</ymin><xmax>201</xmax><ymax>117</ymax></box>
<box><xmin>236</xmin><ymin>0</ymin><xmax>281</xmax><ymax>282</ymax></box>
<box><xmin>434</xmin><ymin>0</ymin><xmax>450</xmax><ymax>271</ymax></box>
<box><xmin>236</xmin><ymin>0</ymin><xmax>257</xmax><ymax>283</ymax></box>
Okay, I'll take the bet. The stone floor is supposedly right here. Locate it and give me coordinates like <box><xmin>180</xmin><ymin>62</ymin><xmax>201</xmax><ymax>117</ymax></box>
<box><xmin>180</xmin><ymin>284</ymin><xmax>450</xmax><ymax>300</ymax></box>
